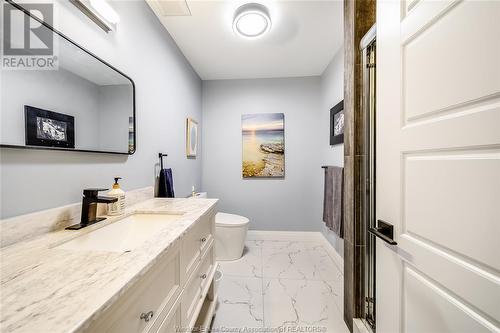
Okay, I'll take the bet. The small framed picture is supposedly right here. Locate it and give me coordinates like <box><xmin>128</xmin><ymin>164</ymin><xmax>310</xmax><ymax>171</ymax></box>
<box><xmin>186</xmin><ymin>117</ymin><xmax>198</xmax><ymax>157</ymax></box>
<box><xmin>25</xmin><ymin>106</ymin><xmax>75</xmax><ymax>148</ymax></box>
<box><xmin>330</xmin><ymin>100</ymin><xmax>344</xmax><ymax>145</ymax></box>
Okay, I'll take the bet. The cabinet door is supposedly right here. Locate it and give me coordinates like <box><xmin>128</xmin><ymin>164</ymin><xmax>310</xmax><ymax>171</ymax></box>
<box><xmin>85</xmin><ymin>244</ymin><xmax>181</xmax><ymax>333</ymax></box>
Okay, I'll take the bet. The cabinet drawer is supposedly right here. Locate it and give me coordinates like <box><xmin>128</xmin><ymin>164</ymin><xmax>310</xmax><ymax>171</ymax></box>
<box><xmin>181</xmin><ymin>242</ymin><xmax>215</xmax><ymax>329</ymax></box>
<box><xmin>85</xmin><ymin>244</ymin><xmax>181</xmax><ymax>333</ymax></box>
<box><xmin>180</xmin><ymin>209</ymin><xmax>215</xmax><ymax>284</ymax></box>
<box><xmin>199</xmin><ymin>245</ymin><xmax>214</xmax><ymax>294</ymax></box>
<box><xmin>181</xmin><ymin>263</ymin><xmax>202</xmax><ymax>328</ymax></box>
<box><xmin>198</xmin><ymin>210</ymin><xmax>215</xmax><ymax>255</ymax></box>
<box><xmin>155</xmin><ymin>301</ymin><xmax>181</xmax><ymax>333</ymax></box>
<box><xmin>181</xmin><ymin>223</ymin><xmax>202</xmax><ymax>284</ymax></box>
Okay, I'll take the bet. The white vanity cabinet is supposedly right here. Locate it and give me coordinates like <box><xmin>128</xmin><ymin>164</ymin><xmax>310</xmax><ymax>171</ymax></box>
<box><xmin>83</xmin><ymin>208</ymin><xmax>217</xmax><ymax>333</ymax></box>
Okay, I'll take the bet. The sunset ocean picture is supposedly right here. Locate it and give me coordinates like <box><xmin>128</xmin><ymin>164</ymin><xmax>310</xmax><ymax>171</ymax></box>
<box><xmin>242</xmin><ymin>113</ymin><xmax>284</xmax><ymax>178</ymax></box>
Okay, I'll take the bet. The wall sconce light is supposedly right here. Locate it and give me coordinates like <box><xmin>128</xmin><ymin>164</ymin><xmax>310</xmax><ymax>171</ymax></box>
<box><xmin>71</xmin><ymin>0</ymin><xmax>120</xmax><ymax>33</ymax></box>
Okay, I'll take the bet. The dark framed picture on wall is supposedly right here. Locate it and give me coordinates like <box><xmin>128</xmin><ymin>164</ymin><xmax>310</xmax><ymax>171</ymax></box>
<box><xmin>25</xmin><ymin>105</ymin><xmax>75</xmax><ymax>148</ymax></box>
<box><xmin>330</xmin><ymin>100</ymin><xmax>344</xmax><ymax>145</ymax></box>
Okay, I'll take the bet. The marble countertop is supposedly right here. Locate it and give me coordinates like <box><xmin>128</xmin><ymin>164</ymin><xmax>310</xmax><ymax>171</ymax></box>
<box><xmin>0</xmin><ymin>198</ymin><xmax>218</xmax><ymax>333</ymax></box>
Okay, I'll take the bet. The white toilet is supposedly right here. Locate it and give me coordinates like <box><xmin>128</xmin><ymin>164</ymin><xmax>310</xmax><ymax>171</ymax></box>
<box><xmin>215</xmin><ymin>212</ymin><xmax>249</xmax><ymax>261</ymax></box>
<box><xmin>194</xmin><ymin>192</ymin><xmax>250</xmax><ymax>261</ymax></box>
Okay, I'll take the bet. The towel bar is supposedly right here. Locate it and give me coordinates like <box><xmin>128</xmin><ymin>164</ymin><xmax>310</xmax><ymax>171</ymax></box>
<box><xmin>158</xmin><ymin>153</ymin><xmax>168</xmax><ymax>170</ymax></box>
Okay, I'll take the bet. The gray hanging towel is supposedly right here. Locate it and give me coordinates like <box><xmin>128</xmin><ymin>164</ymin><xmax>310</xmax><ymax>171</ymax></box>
<box><xmin>158</xmin><ymin>168</ymin><xmax>175</xmax><ymax>198</ymax></box>
<box><xmin>323</xmin><ymin>166</ymin><xmax>343</xmax><ymax>238</ymax></box>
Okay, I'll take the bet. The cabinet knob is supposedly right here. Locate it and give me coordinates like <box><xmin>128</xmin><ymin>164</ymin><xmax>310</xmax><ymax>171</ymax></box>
<box><xmin>140</xmin><ymin>311</ymin><xmax>154</xmax><ymax>322</ymax></box>
<box><xmin>200</xmin><ymin>237</ymin><xmax>207</xmax><ymax>242</ymax></box>
<box><xmin>201</xmin><ymin>273</ymin><xmax>207</xmax><ymax>279</ymax></box>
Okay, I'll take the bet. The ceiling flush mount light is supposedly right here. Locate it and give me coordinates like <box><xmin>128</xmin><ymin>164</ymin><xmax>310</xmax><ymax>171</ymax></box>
<box><xmin>233</xmin><ymin>3</ymin><xmax>271</xmax><ymax>39</ymax></box>
<box><xmin>71</xmin><ymin>0</ymin><xmax>120</xmax><ymax>33</ymax></box>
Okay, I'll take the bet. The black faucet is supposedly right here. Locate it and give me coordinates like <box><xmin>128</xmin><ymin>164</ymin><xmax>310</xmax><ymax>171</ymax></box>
<box><xmin>66</xmin><ymin>188</ymin><xmax>118</xmax><ymax>230</ymax></box>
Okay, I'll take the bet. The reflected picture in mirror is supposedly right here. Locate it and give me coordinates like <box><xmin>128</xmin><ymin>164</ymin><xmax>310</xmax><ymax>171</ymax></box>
<box><xmin>37</xmin><ymin>118</ymin><xmax>67</xmax><ymax>141</ymax></box>
<box><xmin>128</xmin><ymin>117</ymin><xmax>135</xmax><ymax>154</ymax></box>
<box><xmin>25</xmin><ymin>106</ymin><xmax>75</xmax><ymax>148</ymax></box>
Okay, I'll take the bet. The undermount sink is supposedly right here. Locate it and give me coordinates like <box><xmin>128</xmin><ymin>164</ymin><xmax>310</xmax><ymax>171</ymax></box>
<box><xmin>56</xmin><ymin>213</ymin><xmax>184</xmax><ymax>253</ymax></box>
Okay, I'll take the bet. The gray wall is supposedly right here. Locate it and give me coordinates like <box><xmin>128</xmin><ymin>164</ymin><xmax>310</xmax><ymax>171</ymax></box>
<box><xmin>201</xmin><ymin>49</ymin><xmax>344</xmax><ymax>250</ymax></box>
<box><xmin>1</xmin><ymin>68</ymin><xmax>101</xmax><ymax>149</ymax></box>
<box><xmin>0</xmin><ymin>0</ymin><xmax>202</xmax><ymax>218</ymax></box>
<box><xmin>202</xmin><ymin>77</ymin><xmax>323</xmax><ymax>231</ymax></box>
<box><xmin>98</xmin><ymin>85</ymin><xmax>133</xmax><ymax>152</ymax></box>
<box><xmin>1</xmin><ymin>68</ymin><xmax>131</xmax><ymax>152</ymax></box>
<box><xmin>320</xmin><ymin>47</ymin><xmax>345</xmax><ymax>256</ymax></box>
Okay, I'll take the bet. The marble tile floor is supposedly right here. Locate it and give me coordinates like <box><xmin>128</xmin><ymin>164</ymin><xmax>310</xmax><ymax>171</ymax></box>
<box><xmin>212</xmin><ymin>239</ymin><xmax>348</xmax><ymax>333</ymax></box>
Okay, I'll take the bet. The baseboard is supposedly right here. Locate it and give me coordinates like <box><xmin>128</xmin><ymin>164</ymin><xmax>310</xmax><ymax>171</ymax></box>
<box><xmin>318</xmin><ymin>234</ymin><xmax>344</xmax><ymax>275</ymax></box>
<box><xmin>247</xmin><ymin>230</ymin><xmax>324</xmax><ymax>242</ymax></box>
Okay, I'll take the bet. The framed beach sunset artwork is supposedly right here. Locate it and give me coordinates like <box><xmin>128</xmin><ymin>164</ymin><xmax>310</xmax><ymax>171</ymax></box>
<box><xmin>242</xmin><ymin>113</ymin><xmax>285</xmax><ymax>178</ymax></box>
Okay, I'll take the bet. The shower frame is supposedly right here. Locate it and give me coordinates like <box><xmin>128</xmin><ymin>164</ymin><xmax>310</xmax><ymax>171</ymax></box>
<box><xmin>360</xmin><ymin>24</ymin><xmax>377</xmax><ymax>332</ymax></box>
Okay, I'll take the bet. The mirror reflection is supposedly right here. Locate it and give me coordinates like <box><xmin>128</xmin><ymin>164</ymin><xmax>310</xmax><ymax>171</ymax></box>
<box><xmin>1</xmin><ymin>3</ymin><xmax>135</xmax><ymax>154</ymax></box>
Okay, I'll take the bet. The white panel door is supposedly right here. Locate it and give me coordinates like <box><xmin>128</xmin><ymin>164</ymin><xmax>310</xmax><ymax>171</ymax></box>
<box><xmin>376</xmin><ymin>0</ymin><xmax>500</xmax><ymax>332</ymax></box>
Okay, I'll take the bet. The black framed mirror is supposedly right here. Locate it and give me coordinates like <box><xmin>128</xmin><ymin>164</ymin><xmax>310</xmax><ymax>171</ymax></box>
<box><xmin>0</xmin><ymin>0</ymin><xmax>136</xmax><ymax>155</ymax></box>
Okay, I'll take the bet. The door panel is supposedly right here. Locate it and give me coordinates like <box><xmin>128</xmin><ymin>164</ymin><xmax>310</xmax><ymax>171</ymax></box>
<box><xmin>404</xmin><ymin>150</ymin><xmax>500</xmax><ymax>269</ymax></box>
<box><xmin>377</xmin><ymin>0</ymin><xmax>500</xmax><ymax>332</ymax></box>
<box><xmin>404</xmin><ymin>0</ymin><xmax>421</xmax><ymax>15</ymax></box>
<box><xmin>401</xmin><ymin>235</ymin><xmax>500</xmax><ymax>321</ymax></box>
<box><xmin>403</xmin><ymin>1</ymin><xmax>500</xmax><ymax>121</ymax></box>
<box><xmin>404</xmin><ymin>266</ymin><xmax>495</xmax><ymax>333</ymax></box>
<box><xmin>401</xmin><ymin>107</ymin><xmax>500</xmax><ymax>151</ymax></box>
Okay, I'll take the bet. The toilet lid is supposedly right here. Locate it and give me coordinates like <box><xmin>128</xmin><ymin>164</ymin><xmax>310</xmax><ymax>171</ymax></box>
<box><xmin>215</xmin><ymin>212</ymin><xmax>249</xmax><ymax>227</ymax></box>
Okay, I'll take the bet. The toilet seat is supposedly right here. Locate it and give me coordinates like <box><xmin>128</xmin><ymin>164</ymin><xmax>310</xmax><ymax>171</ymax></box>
<box><xmin>215</xmin><ymin>212</ymin><xmax>249</xmax><ymax>227</ymax></box>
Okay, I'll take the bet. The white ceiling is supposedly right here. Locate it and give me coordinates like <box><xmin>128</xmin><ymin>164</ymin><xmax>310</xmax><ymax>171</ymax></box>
<box><xmin>59</xmin><ymin>41</ymin><xmax>131</xmax><ymax>86</ymax></box>
<box><xmin>148</xmin><ymin>0</ymin><xmax>344</xmax><ymax>80</ymax></box>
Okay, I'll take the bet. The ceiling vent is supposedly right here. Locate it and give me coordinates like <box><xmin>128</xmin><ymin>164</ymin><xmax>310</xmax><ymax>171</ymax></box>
<box><xmin>148</xmin><ymin>0</ymin><xmax>191</xmax><ymax>16</ymax></box>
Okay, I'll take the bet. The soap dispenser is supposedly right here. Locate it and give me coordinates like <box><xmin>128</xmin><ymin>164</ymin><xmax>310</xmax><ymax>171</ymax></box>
<box><xmin>107</xmin><ymin>177</ymin><xmax>126</xmax><ymax>216</ymax></box>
